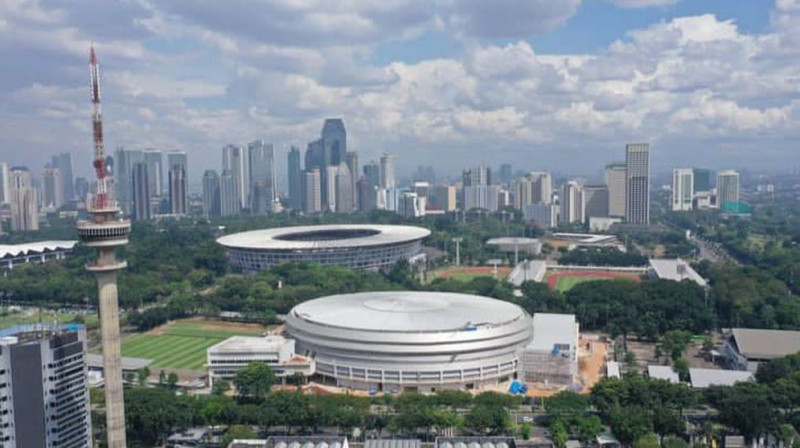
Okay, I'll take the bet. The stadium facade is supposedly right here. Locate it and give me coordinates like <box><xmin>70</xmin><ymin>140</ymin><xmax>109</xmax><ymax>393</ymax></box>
<box><xmin>217</xmin><ymin>224</ymin><xmax>430</xmax><ymax>273</ymax></box>
<box><xmin>285</xmin><ymin>291</ymin><xmax>535</xmax><ymax>392</ymax></box>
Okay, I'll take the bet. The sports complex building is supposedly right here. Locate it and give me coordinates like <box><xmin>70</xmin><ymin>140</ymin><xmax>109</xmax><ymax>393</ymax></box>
<box><xmin>282</xmin><ymin>291</ymin><xmax>578</xmax><ymax>392</ymax></box>
<box><xmin>217</xmin><ymin>224</ymin><xmax>430</xmax><ymax>273</ymax></box>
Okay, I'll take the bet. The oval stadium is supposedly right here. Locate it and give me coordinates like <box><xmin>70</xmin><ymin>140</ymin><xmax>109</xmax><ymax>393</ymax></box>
<box><xmin>285</xmin><ymin>291</ymin><xmax>534</xmax><ymax>392</ymax></box>
<box><xmin>217</xmin><ymin>224</ymin><xmax>430</xmax><ymax>274</ymax></box>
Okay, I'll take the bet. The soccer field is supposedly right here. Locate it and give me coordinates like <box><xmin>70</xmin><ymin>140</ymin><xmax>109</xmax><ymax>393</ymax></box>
<box><xmin>120</xmin><ymin>320</ymin><xmax>265</xmax><ymax>372</ymax></box>
<box><xmin>554</xmin><ymin>276</ymin><xmax>606</xmax><ymax>292</ymax></box>
<box><xmin>547</xmin><ymin>270</ymin><xmax>641</xmax><ymax>292</ymax></box>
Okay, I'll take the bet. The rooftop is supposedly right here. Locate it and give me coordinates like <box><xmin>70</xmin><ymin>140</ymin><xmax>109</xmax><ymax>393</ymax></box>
<box><xmin>689</xmin><ymin>368</ymin><xmax>753</xmax><ymax>388</ymax></box>
<box><xmin>290</xmin><ymin>291</ymin><xmax>528</xmax><ymax>333</ymax></box>
<box><xmin>648</xmin><ymin>365</ymin><xmax>680</xmax><ymax>383</ymax></box>
<box><xmin>365</xmin><ymin>440</ymin><xmax>421</xmax><ymax>448</ymax></box>
<box><xmin>648</xmin><ymin>259</ymin><xmax>707</xmax><ymax>287</ymax></box>
<box><xmin>0</xmin><ymin>240</ymin><xmax>77</xmax><ymax>259</ymax></box>
<box><xmin>217</xmin><ymin>224</ymin><xmax>430</xmax><ymax>250</ymax></box>
<box><xmin>528</xmin><ymin>313</ymin><xmax>578</xmax><ymax>352</ymax></box>
<box><xmin>730</xmin><ymin>328</ymin><xmax>800</xmax><ymax>360</ymax></box>
<box><xmin>208</xmin><ymin>335</ymin><xmax>290</xmax><ymax>354</ymax></box>
<box><xmin>486</xmin><ymin>237</ymin><xmax>540</xmax><ymax>245</ymax></box>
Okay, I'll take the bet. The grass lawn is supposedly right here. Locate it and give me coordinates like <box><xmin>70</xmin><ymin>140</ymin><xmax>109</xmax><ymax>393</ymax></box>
<box><xmin>0</xmin><ymin>310</ymin><xmax>99</xmax><ymax>329</ymax></box>
<box><xmin>554</xmin><ymin>276</ymin><xmax>610</xmax><ymax>292</ymax></box>
<box><xmin>119</xmin><ymin>319</ymin><xmax>265</xmax><ymax>372</ymax></box>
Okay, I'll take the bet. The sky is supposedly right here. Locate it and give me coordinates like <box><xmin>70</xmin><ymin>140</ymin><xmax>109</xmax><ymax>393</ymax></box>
<box><xmin>1</xmin><ymin>0</ymin><xmax>799</xmax><ymax>185</ymax></box>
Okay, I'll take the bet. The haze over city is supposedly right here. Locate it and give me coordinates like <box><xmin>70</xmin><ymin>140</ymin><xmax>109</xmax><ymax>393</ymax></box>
<box><xmin>2</xmin><ymin>0</ymin><xmax>799</xmax><ymax>182</ymax></box>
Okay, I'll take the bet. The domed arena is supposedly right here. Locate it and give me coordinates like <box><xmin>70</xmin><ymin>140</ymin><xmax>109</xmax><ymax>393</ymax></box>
<box><xmin>285</xmin><ymin>291</ymin><xmax>534</xmax><ymax>392</ymax></box>
<box><xmin>217</xmin><ymin>224</ymin><xmax>430</xmax><ymax>274</ymax></box>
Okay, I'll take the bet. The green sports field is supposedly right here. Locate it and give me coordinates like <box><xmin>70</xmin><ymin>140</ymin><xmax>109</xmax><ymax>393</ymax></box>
<box><xmin>120</xmin><ymin>320</ymin><xmax>265</xmax><ymax>372</ymax></box>
<box><xmin>554</xmin><ymin>276</ymin><xmax>606</xmax><ymax>292</ymax></box>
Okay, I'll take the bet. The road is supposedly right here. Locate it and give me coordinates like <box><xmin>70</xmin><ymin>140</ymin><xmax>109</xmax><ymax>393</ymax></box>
<box><xmin>694</xmin><ymin>237</ymin><xmax>738</xmax><ymax>265</ymax></box>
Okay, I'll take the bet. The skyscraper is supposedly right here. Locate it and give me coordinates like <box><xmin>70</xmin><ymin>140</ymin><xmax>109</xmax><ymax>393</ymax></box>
<box><xmin>672</xmin><ymin>168</ymin><xmax>694</xmax><ymax>211</ymax></box>
<box><xmin>115</xmin><ymin>147</ymin><xmax>143</xmax><ymax>215</ymax></box>
<box><xmin>169</xmin><ymin>164</ymin><xmax>188</xmax><ymax>215</ymax></box>
<box><xmin>202</xmin><ymin>170</ymin><xmax>221</xmax><ymax>218</ymax></box>
<box><xmin>288</xmin><ymin>146</ymin><xmax>303</xmax><ymax>210</ymax></box>
<box><xmin>132</xmin><ymin>162</ymin><xmax>151</xmax><ymax>221</ymax></box>
<box><xmin>304</xmin><ymin>168</ymin><xmax>322</xmax><ymax>213</ymax></box>
<box><xmin>583</xmin><ymin>184</ymin><xmax>609</xmax><ymax>219</ymax></box>
<box><xmin>42</xmin><ymin>167</ymin><xmax>64</xmax><ymax>208</ymax></box>
<box><xmin>0</xmin><ymin>162</ymin><xmax>9</xmax><ymax>203</ymax></box>
<box><xmin>380</xmin><ymin>153</ymin><xmax>395</xmax><ymax>188</ymax></box>
<box><xmin>222</xmin><ymin>145</ymin><xmax>248</xmax><ymax>211</ymax></box>
<box><xmin>513</xmin><ymin>171</ymin><xmax>552</xmax><ymax>209</ymax></box>
<box><xmin>693</xmin><ymin>168</ymin><xmax>712</xmax><ymax>193</ymax></box>
<box><xmin>346</xmin><ymin>151</ymin><xmax>359</xmax><ymax>210</ymax></box>
<box><xmin>51</xmin><ymin>152</ymin><xmax>75</xmax><ymax>201</ymax></box>
<box><xmin>0</xmin><ymin>325</ymin><xmax>93</xmax><ymax>448</ymax></box>
<box><xmin>625</xmin><ymin>144</ymin><xmax>650</xmax><ymax>225</ymax></box>
<box><xmin>219</xmin><ymin>170</ymin><xmax>240</xmax><ymax>217</ymax></box>
<box><xmin>560</xmin><ymin>181</ymin><xmax>585</xmax><ymax>224</ymax></box>
<box><xmin>143</xmin><ymin>149</ymin><xmax>163</xmax><ymax>197</ymax></box>
<box><xmin>322</xmin><ymin>118</ymin><xmax>346</xmax><ymax>169</ymax></box>
<box><xmin>605</xmin><ymin>162</ymin><xmax>626</xmax><ymax>218</ymax></box>
<box><xmin>335</xmin><ymin>163</ymin><xmax>355</xmax><ymax>213</ymax></box>
<box><xmin>248</xmin><ymin>140</ymin><xmax>276</xmax><ymax>214</ymax></box>
<box><xmin>363</xmin><ymin>161</ymin><xmax>380</xmax><ymax>188</ymax></box>
<box><xmin>9</xmin><ymin>167</ymin><xmax>38</xmax><ymax>231</ymax></box>
<box><xmin>499</xmin><ymin>163</ymin><xmax>513</xmax><ymax>186</ymax></box>
<box><xmin>463</xmin><ymin>165</ymin><xmax>491</xmax><ymax>187</ymax></box>
<box><xmin>717</xmin><ymin>170</ymin><xmax>740</xmax><ymax>207</ymax></box>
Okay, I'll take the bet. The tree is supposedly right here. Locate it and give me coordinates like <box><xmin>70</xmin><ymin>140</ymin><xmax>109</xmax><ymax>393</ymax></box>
<box><xmin>221</xmin><ymin>425</ymin><xmax>257</xmax><ymax>448</ymax></box>
<box><xmin>167</xmin><ymin>372</ymin><xmax>178</xmax><ymax>390</ymax></box>
<box><xmin>138</xmin><ymin>366</ymin><xmax>150</xmax><ymax>387</ymax></box>
<box><xmin>634</xmin><ymin>433</ymin><xmax>660</xmax><ymax>448</ymax></box>
<box><xmin>158</xmin><ymin>369</ymin><xmax>166</xmax><ymax>386</ymax></box>
<box><xmin>234</xmin><ymin>362</ymin><xmax>277</xmax><ymax>402</ymax></box>
<box><xmin>608</xmin><ymin>406</ymin><xmax>652</xmax><ymax>446</ymax></box>
<box><xmin>212</xmin><ymin>380</ymin><xmax>231</xmax><ymax>397</ymax></box>
<box><xmin>521</xmin><ymin>423</ymin><xmax>532</xmax><ymax>440</ymax></box>
<box><xmin>551</xmin><ymin>418</ymin><xmax>569</xmax><ymax>448</ymax></box>
<box><xmin>707</xmin><ymin>382</ymin><xmax>777</xmax><ymax>443</ymax></box>
<box><xmin>672</xmin><ymin>358</ymin><xmax>690</xmax><ymax>382</ymax></box>
<box><xmin>576</xmin><ymin>415</ymin><xmax>604</xmax><ymax>443</ymax></box>
<box><xmin>464</xmin><ymin>404</ymin><xmax>508</xmax><ymax>435</ymax></box>
<box><xmin>661</xmin><ymin>330</ymin><xmax>692</xmax><ymax>361</ymax></box>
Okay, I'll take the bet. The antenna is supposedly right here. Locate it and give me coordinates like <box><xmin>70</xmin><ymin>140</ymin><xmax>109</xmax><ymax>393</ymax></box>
<box><xmin>89</xmin><ymin>44</ymin><xmax>109</xmax><ymax>210</ymax></box>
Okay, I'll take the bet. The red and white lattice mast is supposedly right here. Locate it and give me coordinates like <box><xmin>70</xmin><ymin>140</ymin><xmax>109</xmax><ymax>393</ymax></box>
<box><xmin>77</xmin><ymin>45</ymin><xmax>131</xmax><ymax>448</ymax></box>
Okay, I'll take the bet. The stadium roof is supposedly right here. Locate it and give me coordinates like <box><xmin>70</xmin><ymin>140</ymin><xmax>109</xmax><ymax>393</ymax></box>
<box><xmin>552</xmin><ymin>233</ymin><xmax>618</xmax><ymax>244</ymax></box>
<box><xmin>366</xmin><ymin>440</ymin><xmax>421</xmax><ymax>448</ymax></box>
<box><xmin>87</xmin><ymin>354</ymin><xmax>152</xmax><ymax>371</ymax></box>
<box><xmin>486</xmin><ymin>237</ymin><xmax>540</xmax><ymax>245</ymax></box>
<box><xmin>528</xmin><ymin>313</ymin><xmax>578</xmax><ymax>351</ymax></box>
<box><xmin>648</xmin><ymin>259</ymin><xmax>707</xmax><ymax>287</ymax></box>
<box><xmin>217</xmin><ymin>224</ymin><xmax>430</xmax><ymax>250</ymax></box>
<box><xmin>0</xmin><ymin>240</ymin><xmax>77</xmax><ymax>258</ymax></box>
<box><xmin>689</xmin><ymin>368</ymin><xmax>754</xmax><ymax>388</ymax></box>
<box><xmin>730</xmin><ymin>328</ymin><xmax>800</xmax><ymax>360</ymax></box>
<box><xmin>208</xmin><ymin>335</ymin><xmax>288</xmax><ymax>354</ymax></box>
<box><xmin>290</xmin><ymin>291</ymin><xmax>527</xmax><ymax>333</ymax></box>
<box><xmin>648</xmin><ymin>365</ymin><xmax>680</xmax><ymax>383</ymax></box>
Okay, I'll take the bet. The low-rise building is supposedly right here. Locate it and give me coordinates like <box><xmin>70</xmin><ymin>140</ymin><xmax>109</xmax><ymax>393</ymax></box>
<box><xmin>518</xmin><ymin>313</ymin><xmax>579</xmax><ymax>385</ymax></box>
<box><xmin>647</xmin><ymin>259</ymin><xmax>707</xmax><ymax>287</ymax></box>
<box><xmin>207</xmin><ymin>335</ymin><xmax>314</xmax><ymax>386</ymax></box>
<box><xmin>230</xmin><ymin>436</ymin><xmax>348</xmax><ymax>448</ymax></box>
<box><xmin>437</xmin><ymin>437</ymin><xmax>517</xmax><ymax>448</ymax></box>
<box><xmin>647</xmin><ymin>365</ymin><xmax>680</xmax><ymax>383</ymax></box>
<box><xmin>688</xmin><ymin>368</ymin><xmax>753</xmax><ymax>389</ymax></box>
<box><xmin>724</xmin><ymin>328</ymin><xmax>800</xmax><ymax>372</ymax></box>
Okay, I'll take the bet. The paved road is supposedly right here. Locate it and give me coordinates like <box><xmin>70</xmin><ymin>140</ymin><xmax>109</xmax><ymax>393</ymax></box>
<box><xmin>694</xmin><ymin>237</ymin><xmax>738</xmax><ymax>265</ymax></box>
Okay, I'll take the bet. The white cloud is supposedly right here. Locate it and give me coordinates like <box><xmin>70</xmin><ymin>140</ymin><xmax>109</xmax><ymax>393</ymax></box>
<box><xmin>608</xmin><ymin>0</ymin><xmax>680</xmax><ymax>8</ymax></box>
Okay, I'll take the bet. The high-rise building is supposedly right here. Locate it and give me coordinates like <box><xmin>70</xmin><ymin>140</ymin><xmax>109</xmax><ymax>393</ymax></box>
<box><xmin>202</xmin><ymin>170</ymin><xmax>221</xmax><ymax>218</ymax></box>
<box><xmin>223</xmin><ymin>145</ymin><xmax>248</xmax><ymax>210</ymax></box>
<box><xmin>166</xmin><ymin>151</ymin><xmax>187</xmax><ymax>174</ymax></box>
<box><xmin>432</xmin><ymin>185</ymin><xmax>457</xmax><ymax>211</ymax></box>
<box><xmin>363</xmin><ymin>161</ymin><xmax>381</xmax><ymax>188</ymax></box>
<box><xmin>42</xmin><ymin>167</ymin><xmax>64</xmax><ymax>209</ymax></box>
<box><xmin>380</xmin><ymin>153</ymin><xmax>395</xmax><ymax>188</ymax></box>
<box><xmin>0</xmin><ymin>162</ymin><xmax>10</xmax><ymax>203</ymax></box>
<box><xmin>672</xmin><ymin>168</ymin><xmax>694</xmax><ymax>211</ymax></box>
<box><xmin>322</xmin><ymin>118</ymin><xmax>346</xmax><ymax>169</ymax></box>
<box><xmin>335</xmin><ymin>163</ymin><xmax>355</xmax><ymax>213</ymax></box>
<box><xmin>9</xmin><ymin>167</ymin><xmax>38</xmax><ymax>231</ymax></box>
<box><xmin>248</xmin><ymin>140</ymin><xmax>276</xmax><ymax>214</ymax></box>
<box><xmin>499</xmin><ymin>163</ymin><xmax>513</xmax><ymax>186</ymax></box>
<box><xmin>169</xmin><ymin>164</ymin><xmax>188</xmax><ymax>215</ymax></box>
<box><xmin>304</xmin><ymin>169</ymin><xmax>322</xmax><ymax>213</ymax></box>
<box><xmin>584</xmin><ymin>184</ymin><xmax>609</xmax><ymax>220</ymax></box>
<box><xmin>345</xmin><ymin>151</ymin><xmax>359</xmax><ymax>210</ymax></box>
<box><xmin>625</xmin><ymin>144</ymin><xmax>650</xmax><ymax>225</ymax></box>
<box><xmin>513</xmin><ymin>171</ymin><xmax>552</xmax><ymax>209</ymax></box>
<box><xmin>399</xmin><ymin>191</ymin><xmax>426</xmax><ymax>218</ymax></box>
<box><xmin>605</xmin><ymin>162</ymin><xmax>626</xmax><ymax>218</ymax></box>
<box><xmin>560</xmin><ymin>181</ymin><xmax>585</xmax><ymax>224</ymax></box>
<box><xmin>143</xmin><ymin>149</ymin><xmax>163</xmax><ymax>197</ymax></box>
<box><xmin>463</xmin><ymin>165</ymin><xmax>491</xmax><ymax>187</ymax></box>
<box><xmin>75</xmin><ymin>177</ymin><xmax>89</xmax><ymax>202</ymax></box>
<box><xmin>51</xmin><ymin>152</ymin><xmax>75</xmax><ymax>202</ymax></box>
<box><xmin>0</xmin><ymin>325</ymin><xmax>93</xmax><ymax>448</ymax></box>
<box><xmin>288</xmin><ymin>146</ymin><xmax>303</xmax><ymax>210</ymax></box>
<box><xmin>115</xmin><ymin>147</ymin><xmax>143</xmax><ymax>215</ymax></box>
<box><xmin>132</xmin><ymin>162</ymin><xmax>151</xmax><ymax>221</ymax></box>
<box><xmin>219</xmin><ymin>170</ymin><xmax>240</xmax><ymax>217</ymax></box>
<box><xmin>717</xmin><ymin>170</ymin><xmax>740</xmax><ymax>207</ymax></box>
<box><xmin>524</xmin><ymin>203</ymin><xmax>559</xmax><ymax>229</ymax></box>
<box><xmin>693</xmin><ymin>168</ymin><xmax>712</xmax><ymax>193</ymax></box>
<box><xmin>357</xmin><ymin>177</ymin><xmax>375</xmax><ymax>211</ymax></box>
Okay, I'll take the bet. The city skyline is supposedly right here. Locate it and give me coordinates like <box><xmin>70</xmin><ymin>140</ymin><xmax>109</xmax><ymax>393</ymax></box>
<box><xmin>1</xmin><ymin>2</ymin><xmax>799</xmax><ymax>181</ymax></box>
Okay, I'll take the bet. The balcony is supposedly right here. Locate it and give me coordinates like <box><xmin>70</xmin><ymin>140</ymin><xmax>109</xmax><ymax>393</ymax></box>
<box><xmin>76</xmin><ymin>220</ymin><xmax>130</xmax><ymax>247</ymax></box>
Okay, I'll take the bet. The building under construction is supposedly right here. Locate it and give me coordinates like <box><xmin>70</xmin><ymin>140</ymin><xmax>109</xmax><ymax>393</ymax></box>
<box><xmin>517</xmin><ymin>313</ymin><xmax>580</xmax><ymax>385</ymax></box>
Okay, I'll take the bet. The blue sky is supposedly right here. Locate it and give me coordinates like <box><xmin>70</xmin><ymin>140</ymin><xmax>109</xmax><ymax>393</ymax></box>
<box><xmin>0</xmin><ymin>0</ymin><xmax>798</xmax><ymax>184</ymax></box>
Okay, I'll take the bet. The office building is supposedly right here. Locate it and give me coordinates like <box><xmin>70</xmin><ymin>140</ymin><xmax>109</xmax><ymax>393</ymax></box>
<box><xmin>143</xmin><ymin>149</ymin><xmax>163</xmax><ymax>197</ymax></box>
<box><xmin>583</xmin><ymin>184</ymin><xmax>609</xmax><ymax>219</ymax></box>
<box><xmin>0</xmin><ymin>162</ymin><xmax>10</xmax><ymax>203</ymax></box>
<box><xmin>10</xmin><ymin>167</ymin><xmax>38</xmax><ymax>231</ymax></box>
<box><xmin>202</xmin><ymin>170</ymin><xmax>221</xmax><ymax>218</ymax></box>
<box><xmin>207</xmin><ymin>336</ymin><xmax>314</xmax><ymax>387</ymax></box>
<box><xmin>560</xmin><ymin>181</ymin><xmax>584</xmax><ymax>224</ymax></box>
<box><xmin>75</xmin><ymin>177</ymin><xmax>89</xmax><ymax>202</ymax></box>
<box><xmin>717</xmin><ymin>170</ymin><xmax>740</xmax><ymax>207</ymax></box>
<box><xmin>525</xmin><ymin>203</ymin><xmax>559</xmax><ymax>229</ymax></box>
<box><xmin>115</xmin><ymin>148</ymin><xmax>143</xmax><ymax>215</ymax></box>
<box><xmin>248</xmin><ymin>140</ymin><xmax>276</xmax><ymax>214</ymax></box>
<box><xmin>51</xmin><ymin>152</ymin><xmax>75</xmax><ymax>202</ymax></box>
<box><xmin>513</xmin><ymin>171</ymin><xmax>552</xmax><ymax>209</ymax></box>
<box><xmin>166</xmin><ymin>151</ymin><xmax>187</xmax><ymax>175</ymax></box>
<box><xmin>431</xmin><ymin>185</ymin><xmax>457</xmax><ymax>211</ymax></box>
<box><xmin>499</xmin><ymin>163</ymin><xmax>513</xmax><ymax>185</ymax></box>
<box><xmin>219</xmin><ymin>170</ymin><xmax>240</xmax><ymax>217</ymax></box>
<box><xmin>131</xmin><ymin>162</ymin><xmax>151</xmax><ymax>221</ymax></box>
<box><xmin>304</xmin><ymin>169</ymin><xmax>322</xmax><ymax>213</ymax></box>
<box><xmin>694</xmin><ymin>168</ymin><xmax>712</xmax><ymax>193</ymax></box>
<box><xmin>346</xmin><ymin>152</ymin><xmax>359</xmax><ymax>210</ymax></box>
<box><xmin>357</xmin><ymin>177</ymin><xmax>375</xmax><ymax>211</ymax></box>
<box><xmin>380</xmin><ymin>153</ymin><xmax>395</xmax><ymax>188</ymax></box>
<box><xmin>463</xmin><ymin>165</ymin><xmax>491</xmax><ymax>187</ymax></box>
<box><xmin>42</xmin><ymin>167</ymin><xmax>64</xmax><ymax>209</ymax></box>
<box><xmin>605</xmin><ymin>162</ymin><xmax>626</xmax><ymax>218</ymax></box>
<box><xmin>169</xmin><ymin>164</ymin><xmax>187</xmax><ymax>215</ymax></box>
<box><xmin>672</xmin><ymin>168</ymin><xmax>694</xmax><ymax>211</ymax></box>
<box><xmin>288</xmin><ymin>146</ymin><xmax>303</xmax><ymax>210</ymax></box>
<box><xmin>223</xmin><ymin>145</ymin><xmax>248</xmax><ymax>210</ymax></box>
<box><xmin>364</xmin><ymin>161</ymin><xmax>381</xmax><ymax>188</ymax></box>
<box><xmin>335</xmin><ymin>164</ymin><xmax>355</xmax><ymax>213</ymax></box>
<box><xmin>322</xmin><ymin>119</ymin><xmax>346</xmax><ymax>168</ymax></box>
<box><xmin>399</xmin><ymin>191</ymin><xmax>426</xmax><ymax>218</ymax></box>
<box><xmin>0</xmin><ymin>325</ymin><xmax>93</xmax><ymax>448</ymax></box>
<box><xmin>625</xmin><ymin>144</ymin><xmax>650</xmax><ymax>225</ymax></box>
